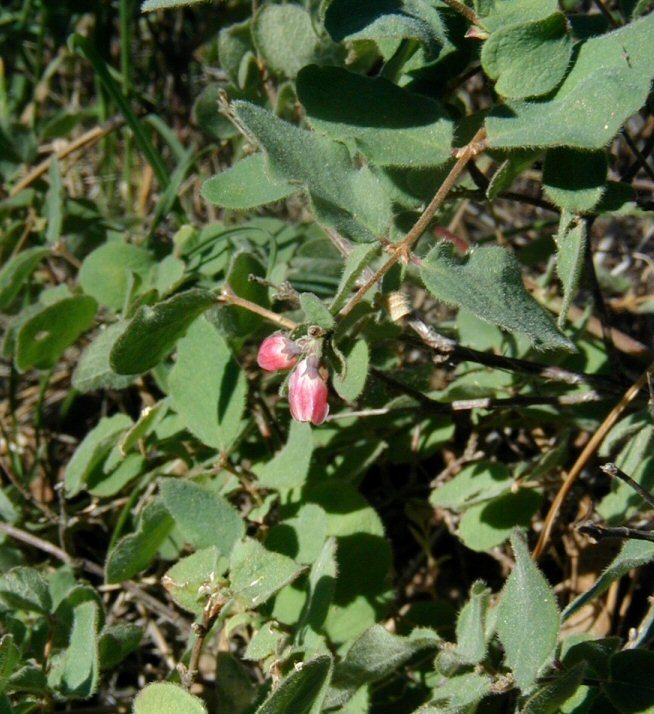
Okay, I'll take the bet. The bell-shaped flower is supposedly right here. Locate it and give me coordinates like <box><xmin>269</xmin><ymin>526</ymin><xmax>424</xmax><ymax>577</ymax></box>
<box><xmin>257</xmin><ymin>333</ymin><xmax>300</xmax><ymax>372</ymax></box>
<box><xmin>288</xmin><ymin>356</ymin><xmax>329</xmax><ymax>425</ymax></box>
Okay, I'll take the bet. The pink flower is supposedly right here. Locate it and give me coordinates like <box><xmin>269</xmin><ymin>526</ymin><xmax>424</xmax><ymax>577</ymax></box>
<box><xmin>257</xmin><ymin>333</ymin><xmax>300</xmax><ymax>372</ymax></box>
<box><xmin>288</xmin><ymin>357</ymin><xmax>329</xmax><ymax>425</ymax></box>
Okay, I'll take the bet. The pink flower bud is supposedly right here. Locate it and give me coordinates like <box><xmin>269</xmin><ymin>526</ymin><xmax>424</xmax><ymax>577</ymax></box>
<box><xmin>257</xmin><ymin>333</ymin><xmax>300</xmax><ymax>372</ymax></box>
<box><xmin>288</xmin><ymin>356</ymin><xmax>329</xmax><ymax>426</ymax></box>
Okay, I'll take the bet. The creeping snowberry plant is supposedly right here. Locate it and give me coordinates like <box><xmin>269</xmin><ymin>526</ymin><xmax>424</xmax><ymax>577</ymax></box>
<box><xmin>1</xmin><ymin>0</ymin><xmax>654</xmax><ymax>711</ymax></box>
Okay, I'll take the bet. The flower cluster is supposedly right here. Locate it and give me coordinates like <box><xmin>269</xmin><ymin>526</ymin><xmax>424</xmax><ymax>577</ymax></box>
<box><xmin>256</xmin><ymin>332</ymin><xmax>329</xmax><ymax>425</ymax></box>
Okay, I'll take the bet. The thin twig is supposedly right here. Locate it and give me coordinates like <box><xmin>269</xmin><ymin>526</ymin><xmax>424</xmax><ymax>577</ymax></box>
<box><xmin>219</xmin><ymin>284</ymin><xmax>297</xmax><ymax>331</ymax></box>
<box><xmin>181</xmin><ymin>592</ymin><xmax>227</xmax><ymax>689</ymax></box>
<box><xmin>339</xmin><ymin>127</ymin><xmax>487</xmax><ymax>318</ymax></box>
<box><xmin>0</xmin><ymin>521</ymin><xmax>72</xmax><ymax>563</ymax></box>
<box><xmin>533</xmin><ymin>358</ymin><xmax>654</xmax><ymax>559</ymax></box>
<box><xmin>577</xmin><ymin>522</ymin><xmax>654</xmax><ymax>543</ymax></box>
<box><xmin>621</xmin><ymin>129</ymin><xmax>654</xmax><ymax>183</ymax></box>
<box><xmin>601</xmin><ymin>462</ymin><xmax>654</xmax><ymax>510</ymax></box>
<box><xmin>9</xmin><ymin>118</ymin><xmax>124</xmax><ymax>197</ymax></box>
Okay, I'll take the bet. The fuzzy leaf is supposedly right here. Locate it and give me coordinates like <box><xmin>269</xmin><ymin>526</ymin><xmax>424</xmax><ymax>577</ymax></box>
<box><xmin>168</xmin><ymin>316</ymin><xmax>247</xmax><ymax>451</ymax></box>
<box><xmin>455</xmin><ymin>580</ymin><xmax>490</xmax><ymax>665</ymax></box>
<box><xmin>230</xmin><ymin>538</ymin><xmax>305</xmax><ymax>609</ymax></box>
<box><xmin>0</xmin><ymin>567</ymin><xmax>52</xmax><ymax>614</ymax></box>
<box><xmin>105</xmin><ymin>500</ymin><xmax>174</xmax><ymax>583</ymax></box>
<box><xmin>544</xmin><ymin>149</ymin><xmax>608</xmax><ymax>213</ymax></box>
<box><xmin>486</xmin><ymin>12</ymin><xmax>654</xmax><ymax>149</ymax></box>
<box><xmin>64</xmin><ymin>413</ymin><xmax>133</xmax><ymax>497</ymax></box>
<box><xmin>15</xmin><ymin>295</ymin><xmax>97</xmax><ymax>371</ymax></box>
<box><xmin>142</xmin><ymin>0</ymin><xmax>207</xmax><ymax>10</ymax></box>
<box><xmin>603</xmin><ymin>650</ymin><xmax>654</xmax><ymax>713</ymax></box>
<box><xmin>162</xmin><ymin>547</ymin><xmax>226</xmax><ymax>615</ymax></box>
<box><xmin>253</xmin><ymin>5</ymin><xmax>319</xmax><ymax>78</ymax></box>
<box><xmin>297</xmin><ymin>65</ymin><xmax>453</xmax><ymax>168</ymax></box>
<box><xmin>0</xmin><ymin>635</ymin><xmax>20</xmax><ymax>693</ymax></box>
<box><xmin>563</xmin><ymin>539</ymin><xmax>654</xmax><ymax>623</ymax></box>
<box><xmin>72</xmin><ymin>322</ymin><xmax>137</xmax><ymax>393</ymax></box>
<box><xmin>0</xmin><ymin>247</ymin><xmax>49</xmax><ymax>310</ymax></box>
<box><xmin>258</xmin><ymin>421</ymin><xmax>313</xmax><ymax>491</ymax></box>
<box><xmin>202</xmin><ymin>154</ymin><xmax>297</xmax><ymax>210</ymax></box>
<box><xmin>521</xmin><ymin>661</ymin><xmax>587</xmax><ymax>714</ymax></box>
<box><xmin>79</xmin><ymin>242</ymin><xmax>154</xmax><ymax>311</ymax></box>
<box><xmin>98</xmin><ymin>624</ymin><xmax>142</xmax><ymax>670</ymax></box>
<box><xmin>256</xmin><ymin>655</ymin><xmax>333</xmax><ymax>714</ymax></box>
<box><xmin>58</xmin><ymin>600</ymin><xmax>99</xmax><ymax>699</ymax></box>
<box><xmin>332</xmin><ymin>339</ymin><xmax>369</xmax><ymax>402</ymax></box>
<box><xmin>330</xmin><ymin>243</ymin><xmax>380</xmax><ymax>313</ymax></box>
<box><xmin>133</xmin><ymin>682</ymin><xmax>208</xmax><ymax>713</ymax></box>
<box><xmin>110</xmin><ymin>289</ymin><xmax>215</xmax><ymax>374</ymax></box>
<box><xmin>481</xmin><ymin>13</ymin><xmax>572</xmax><ymax>99</ymax></box>
<box><xmin>496</xmin><ymin>530</ymin><xmax>560</xmax><ymax>692</ymax></box>
<box><xmin>420</xmin><ymin>243</ymin><xmax>574</xmax><ymax>351</ymax></box>
<box><xmin>555</xmin><ymin>212</ymin><xmax>588</xmax><ymax>328</ymax></box>
<box><xmin>233</xmin><ymin>101</ymin><xmax>392</xmax><ymax>242</ymax></box>
<box><xmin>160</xmin><ymin>479</ymin><xmax>244</xmax><ymax>556</ymax></box>
<box><xmin>299</xmin><ymin>537</ymin><xmax>338</xmax><ymax>637</ymax></box>
<box><xmin>300</xmin><ymin>292</ymin><xmax>335</xmax><ymax>330</ymax></box>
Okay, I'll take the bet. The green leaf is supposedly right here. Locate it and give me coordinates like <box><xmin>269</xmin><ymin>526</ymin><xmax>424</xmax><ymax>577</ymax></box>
<box><xmin>330</xmin><ymin>243</ymin><xmax>380</xmax><ymax>314</ymax></box>
<box><xmin>332</xmin><ymin>339</ymin><xmax>369</xmax><ymax>402</ymax></box>
<box><xmin>218</xmin><ymin>20</ymin><xmax>255</xmax><ymax>88</ymax></box>
<box><xmin>486</xmin><ymin>12</ymin><xmax>654</xmax><ymax>149</ymax></box>
<box><xmin>105</xmin><ymin>500</ymin><xmax>174</xmax><ymax>583</ymax></box>
<box><xmin>256</xmin><ymin>654</ymin><xmax>333</xmax><ymax>714</ymax></box>
<box><xmin>0</xmin><ymin>567</ymin><xmax>52</xmax><ymax>614</ymax></box>
<box><xmin>299</xmin><ymin>537</ymin><xmax>337</xmax><ymax>637</ymax></box>
<box><xmin>44</xmin><ymin>159</ymin><xmax>63</xmax><ymax>244</ymax></box>
<box><xmin>324</xmin><ymin>0</ymin><xmax>446</xmax><ymax>51</ymax></box>
<box><xmin>120</xmin><ymin>400</ymin><xmax>169</xmax><ymax>455</ymax></box>
<box><xmin>64</xmin><ymin>413</ymin><xmax>133</xmax><ymax>497</ymax></box>
<box><xmin>58</xmin><ymin>600</ymin><xmax>99</xmax><ymax>699</ymax></box>
<box><xmin>430</xmin><ymin>461</ymin><xmax>511</xmax><ymax>510</ymax></box>
<box><xmin>266</xmin><ymin>504</ymin><xmax>328</xmax><ymax>565</ymax></box>
<box><xmin>133</xmin><ymin>682</ymin><xmax>208</xmax><ymax>714</ymax></box>
<box><xmin>603</xmin><ymin>650</ymin><xmax>654</xmax><ymax>713</ymax></box>
<box><xmin>543</xmin><ymin>149</ymin><xmax>608</xmax><ymax>213</ymax></box>
<box><xmin>327</xmin><ymin>625</ymin><xmax>439</xmax><ymax>707</ymax></box>
<box><xmin>521</xmin><ymin>661</ymin><xmax>587</xmax><ymax>714</ymax></box>
<box><xmin>258</xmin><ymin>421</ymin><xmax>313</xmax><ymax>491</ymax></box>
<box><xmin>300</xmin><ymin>293</ymin><xmax>335</xmax><ymax>330</ymax></box>
<box><xmin>202</xmin><ymin>155</ymin><xmax>297</xmax><ymax>210</ymax></box>
<box><xmin>457</xmin><ymin>489</ymin><xmax>542</xmax><ymax>552</ymax></box>
<box><xmin>232</xmin><ymin>101</ymin><xmax>392</xmax><ymax>242</ymax></box>
<box><xmin>0</xmin><ymin>636</ymin><xmax>20</xmax><ymax>693</ymax></box>
<box><xmin>230</xmin><ymin>538</ymin><xmax>305</xmax><ymax>608</ymax></box>
<box><xmin>162</xmin><ymin>547</ymin><xmax>226</xmax><ymax>615</ymax></box>
<box><xmin>0</xmin><ymin>247</ymin><xmax>49</xmax><ymax>311</ymax></box>
<box><xmin>15</xmin><ymin>295</ymin><xmax>97</xmax><ymax>371</ymax></box>
<box><xmin>481</xmin><ymin>13</ymin><xmax>573</xmax><ymax>99</ymax></box>
<box><xmin>72</xmin><ymin>322</ymin><xmax>137</xmax><ymax>393</ymax></box>
<box><xmin>555</xmin><ymin>212</ymin><xmax>588</xmax><ymax>328</ymax></box>
<box><xmin>216</xmin><ymin>652</ymin><xmax>259</xmax><ymax>714</ymax></box>
<box><xmin>455</xmin><ymin>580</ymin><xmax>490</xmax><ymax>665</ymax></box>
<box><xmin>88</xmin><ymin>452</ymin><xmax>145</xmax><ymax>498</ymax></box>
<box><xmin>220</xmin><ymin>251</ymin><xmax>270</xmax><ymax>336</ymax></box>
<box><xmin>110</xmin><ymin>289</ymin><xmax>215</xmax><ymax>374</ymax></box>
<box><xmin>160</xmin><ymin>479</ymin><xmax>244</xmax><ymax>555</ymax></box>
<box><xmin>168</xmin><ymin>316</ymin><xmax>247</xmax><ymax>450</ymax></box>
<box><xmin>562</xmin><ymin>539</ymin><xmax>654</xmax><ymax>623</ymax></box>
<box><xmin>296</xmin><ymin>65</ymin><xmax>453</xmax><ymax>168</ymax></box>
<box><xmin>98</xmin><ymin>624</ymin><xmax>142</xmax><ymax>670</ymax></box>
<box><xmin>486</xmin><ymin>149</ymin><xmax>541</xmax><ymax>199</ymax></box>
<box><xmin>244</xmin><ymin>621</ymin><xmax>287</xmax><ymax>662</ymax></box>
<box><xmin>476</xmin><ymin>0</ymin><xmax>558</xmax><ymax>31</ymax></box>
<box><xmin>428</xmin><ymin>670</ymin><xmax>493</xmax><ymax>710</ymax></box>
<box><xmin>420</xmin><ymin>243</ymin><xmax>574</xmax><ymax>351</ymax></box>
<box><xmin>496</xmin><ymin>530</ymin><xmax>560</xmax><ymax>692</ymax></box>
<box><xmin>253</xmin><ymin>5</ymin><xmax>319</xmax><ymax>78</ymax></box>
<box><xmin>79</xmin><ymin>242</ymin><xmax>154</xmax><ymax>311</ymax></box>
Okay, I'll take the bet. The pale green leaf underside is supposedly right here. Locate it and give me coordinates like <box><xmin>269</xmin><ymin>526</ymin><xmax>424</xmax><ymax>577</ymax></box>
<box><xmin>168</xmin><ymin>316</ymin><xmax>247</xmax><ymax>451</ymax></box>
<box><xmin>496</xmin><ymin>530</ymin><xmax>560</xmax><ymax>692</ymax></box>
<box><xmin>232</xmin><ymin>101</ymin><xmax>392</xmax><ymax>242</ymax></box>
<box><xmin>420</xmin><ymin>243</ymin><xmax>574</xmax><ymax>351</ymax></box>
<box><xmin>133</xmin><ymin>682</ymin><xmax>208</xmax><ymax>713</ymax></box>
<box><xmin>202</xmin><ymin>154</ymin><xmax>297</xmax><ymax>210</ymax></box>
